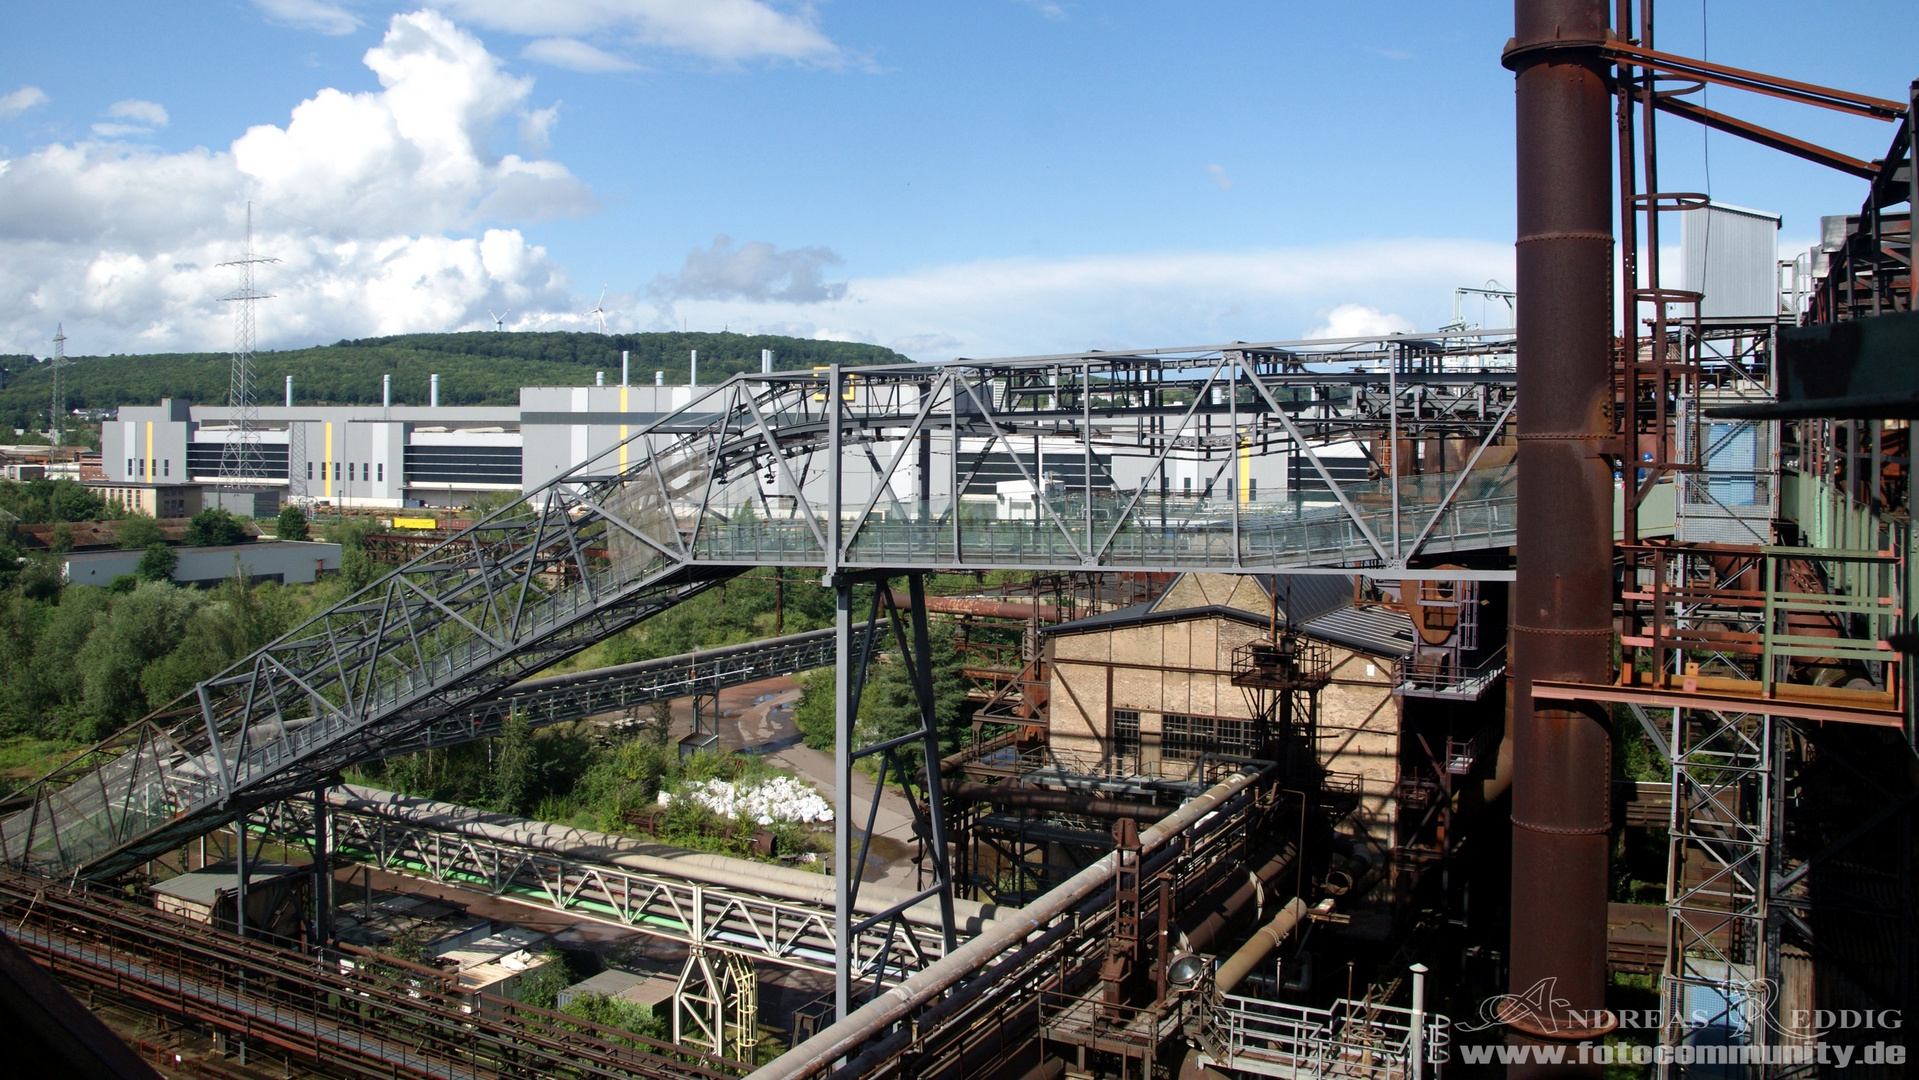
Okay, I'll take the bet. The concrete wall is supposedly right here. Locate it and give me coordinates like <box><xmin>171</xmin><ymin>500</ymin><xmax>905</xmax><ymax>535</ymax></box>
<box><xmin>63</xmin><ymin>540</ymin><xmax>343</xmax><ymax>587</ymax></box>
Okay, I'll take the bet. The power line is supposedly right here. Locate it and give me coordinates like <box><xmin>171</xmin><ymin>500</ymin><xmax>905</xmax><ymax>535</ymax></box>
<box><xmin>217</xmin><ymin>201</ymin><xmax>279</xmax><ymax>502</ymax></box>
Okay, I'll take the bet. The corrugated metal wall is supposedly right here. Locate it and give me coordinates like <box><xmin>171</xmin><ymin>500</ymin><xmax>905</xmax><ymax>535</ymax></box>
<box><xmin>1681</xmin><ymin>203</ymin><xmax>1781</xmax><ymax>318</ymax></box>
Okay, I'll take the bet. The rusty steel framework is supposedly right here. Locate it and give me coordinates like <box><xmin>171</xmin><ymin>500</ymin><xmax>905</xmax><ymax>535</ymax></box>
<box><xmin>0</xmin><ymin>864</ymin><xmax>741</xmax><ymax>1080</ymax></box>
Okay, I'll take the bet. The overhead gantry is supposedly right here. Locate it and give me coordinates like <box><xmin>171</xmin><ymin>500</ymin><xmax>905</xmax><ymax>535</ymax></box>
<box><xmin>0</xmin><ymin>328</ymin><xmax>1518</xmax><ymax>1012</ymax></box>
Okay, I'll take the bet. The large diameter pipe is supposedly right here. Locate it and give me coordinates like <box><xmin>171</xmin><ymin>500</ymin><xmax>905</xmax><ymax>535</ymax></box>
<box><xmin>327</xmin><ymin>785</ymin><xmax>999</xmax><ymax>933</ymax></box>
<box><xmin>745</xmin><ymin>767</ymin><xmax>1270</xmax><ymax>1080</ymax></box>
<box><xmin>1502</xmin><ymin>0</ymin><xmax>1616</xmax><ymax>1057</ymax></box>
<box><xmin>1178</xmin><ymin>843</ymin><xmax>1298</xmax><ymax>954</ymax></box>
<box><xmin>1212</xmin><ymin>897</ymin><xmax>1311</xmax><ymax>997</ymax></box>
<box><xmin>885</xmin><ymin>590</ymin><xmax>1064</xmax><ymax>622</ymax></box>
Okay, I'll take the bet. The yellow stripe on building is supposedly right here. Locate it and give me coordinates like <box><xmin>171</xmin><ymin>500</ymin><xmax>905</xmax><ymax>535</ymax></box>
<box><xmin>324</xmin><ymin>422</ymin><xmax>334</xmax><ymax>499</ymax></box>
<box><xmin>144</xmin><ymin>422</ymin><xmax>153</xmax><ymax>484</ymax></box>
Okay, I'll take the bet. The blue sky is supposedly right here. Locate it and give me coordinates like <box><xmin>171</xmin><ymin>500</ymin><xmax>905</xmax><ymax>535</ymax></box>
<box><xmin>0</xmin><ymin>1</ymin><xmax>1912</xmax><ymax>360</ymax></box>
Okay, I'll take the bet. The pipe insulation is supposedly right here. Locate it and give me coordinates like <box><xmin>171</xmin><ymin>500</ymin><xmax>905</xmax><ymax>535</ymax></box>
<box><xmin>1211</xmin><ymin>897</ymin><xmax>1315</xmax><ymax>997</ymax></box>
<box><xmin>744</xmin><ymin>766</ymin><xmax>1272</xmax><ymax>1080</ymax></box>
<box><xmin>326</xmin><ymin>784</ymin><xmax>1000</xmax><ymax>934</ymax></box>
<box><xmin>1177</xmin><ymin>843</ymin><xmax>1299</xmax><ymax>954</ymax></box>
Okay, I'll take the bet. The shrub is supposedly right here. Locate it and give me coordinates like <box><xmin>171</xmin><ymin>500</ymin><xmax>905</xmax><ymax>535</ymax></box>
<box><xmin>186</xmin><ymin>508</ymin><xmax>247</xmax><ymax>547</ymax></box>
<box><xmin>276</xmin><ymin>505</ymin><xmax>309</xmax><ymax>542</ymax></box>
<box><xmin>136</xmin><ymin>542</ymin><xmax>177</xmax><ymax>582</ymax></box>
<box><xmin>116</xmin><ymin>515</ymin><xmax>163</xmax><ymax>550</ymax></box>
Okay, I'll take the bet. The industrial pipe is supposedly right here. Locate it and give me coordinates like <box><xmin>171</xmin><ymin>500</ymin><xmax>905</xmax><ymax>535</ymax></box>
<box><xmin>1211</xmin><ymin>897</ymin><xmax>1315</xmax><ymax>997</ymax></box>
<box><xmin>1502</xmin><ymin>0</ymin><xmax>1617</xmax><ymax>1057</ymax></box>
<box><xmin>327</xmin><ymin>785</ymin><xmax>999</xmax><ymax>933</ymax></box>
<box><xmin>1177</xmin><ymin>843</ymin><xmax>1298</xmax><ymax>954</ymax></box>
<box><xmin>744</xmin><ymin>766</ymin><xmax>1271</xmax><ymax>1080</ymax></box>
<box><xmin>943</xmin><ymin>781</ymin><xmax>1172</xmax><ymax>822</ymax></box>
<box><xmin>885</xmin><ymin>590</ymin><xmax>1064</xmax><ymax>622</ymax></box>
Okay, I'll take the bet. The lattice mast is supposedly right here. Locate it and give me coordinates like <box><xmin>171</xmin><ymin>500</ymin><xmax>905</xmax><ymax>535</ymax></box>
<box><xmin>48</xmin><ymin>324</ymin><xmax>65</xmax><ymax>448</ymax></box>
<box><xmin>217</xmin><ymin>203</ymin><xmax>277</xmax><ymax>494</ymax></box>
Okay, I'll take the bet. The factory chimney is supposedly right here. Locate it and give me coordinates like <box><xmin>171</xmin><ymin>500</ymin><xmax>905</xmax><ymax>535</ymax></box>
<box><xmin>1502</xmin><ymin>0</ymin><xmax>1616</xmax><ymax>1065</ymax></box>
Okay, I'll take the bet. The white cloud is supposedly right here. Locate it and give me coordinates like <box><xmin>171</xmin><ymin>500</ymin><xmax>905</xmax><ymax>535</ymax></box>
<box><xmin>1019</xmin><ymin>0</ymin><xmax>1069</xmax><ymax>21</ymax></box>
<box><xmin>523</xmin><ymin>37</ymin><xmax>638</xmax><ymax>73</ymax></box>
<box><xmin>630</xmin><ymin>240</ymin><xmax>1512</xmax><ymax>361</ymax></box>
<box><xmin>107</xmin><ymin>99</ymin><xmax>169</xmax><ymax>128</ymax></box>
<box><xmin>93</xmin><ymin>99</ymin><xmax>170</xmax><ymax>138</ymax></box>
<box><xmin>0</xmin><ymin>86</ymin><xmax>49</xmax><ymax>120</ymax></box>
<box><xmin>1305</xmin><ymin>303</ymin><xmax>1416</xmax><ymax>340</ymax></box>
<box><xmin>439</xmin><ymin>0</ymin><xmax>842</xmax><ymax>64</ymax></box>
<box><xmin>252</xmin><ymin>0</ymin><xmax>361</xmax><ymax>36</ymax></box>
<box><xmin>0</xmin><ymin>10</ymin><xmax>587</xmax><ymax>354</ymax></box>
<box><xmin>653</xmin><ymin>235</ymin><xmax>847</xmax><ymax>304</ymax></box>
<box><xmin>1206</xmin><ymin>163</ymin><xmax>1232</xmax><ymax>191</ymax></box>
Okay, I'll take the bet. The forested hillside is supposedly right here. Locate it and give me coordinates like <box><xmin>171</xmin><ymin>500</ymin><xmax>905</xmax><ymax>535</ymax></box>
<box><xmin>0</xmin><ymin>331</ymin><xmax>909</xmax><ymax>430</ymax></box>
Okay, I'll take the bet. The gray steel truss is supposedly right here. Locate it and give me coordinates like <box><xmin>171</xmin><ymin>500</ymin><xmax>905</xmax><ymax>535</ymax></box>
<box><xmin>0</xmin><ymin>328</ymin><xmax>1520</xmax><ymax>923</ymax></box>
<box><xmin>251</xmin><ymin>794</ymin><xmax>952</xmax><ymax>979</ymax></box>
<box><xmin>402</xmin><ymin>623</ymin><xmax>877</xmax><ymax>752</ymax></box>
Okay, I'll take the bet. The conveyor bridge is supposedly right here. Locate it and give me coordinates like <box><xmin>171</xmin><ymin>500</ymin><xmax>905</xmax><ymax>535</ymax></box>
<box><xmin>0</xmin><ymin>330</ymin><xmax>1518</xmax><ymax>885</ymax></box>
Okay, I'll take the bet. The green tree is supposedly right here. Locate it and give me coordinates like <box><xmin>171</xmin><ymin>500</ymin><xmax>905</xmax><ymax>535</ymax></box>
<box><xmin>117</xmin><ymin>515</ymin><xmax>164</xmax><ymax>549</ymax></box>
<box><xmin>0</xmin><ymin>478</ymin><xmax>111</xmax><ymax>524</ymax></box>
<box><xmin>16</xmin><ymin>556</ymin><xmax>63</xmax><ymax>602</ymax></box>
<box><xmin>513</xmin><ymin>948</ymin><xmax>574</xmax><ymax>1010</ymax></box>
<box><xmin>323</xmin><ymin>517</ymin><xmax>381</xmax><ymax>590</ymax></box>
<box><xmin>486</xmin><ymin>714</ymin><xmax>538</xmax><ymax>815</ymax></box>
<box><xmin>140</xmin><ymin>574</ymin><xmax>302</xmax><ymax>708</ymax></box>
<box><xmin>186</xmin><ymin>508</ymin><xmax>247</xmax><ymax>546</ymax></box>
<box><xmin>562</xmin><ymin>993</ymin><xmax>668</xmax><ymax>1042</ymax></box>
<box><xmin>136</xmin><ymin>542</ymin><xmax>177</xmax><ymax>581</ymax></box>
<box><xmin>74</xmin><ymin>582</ymin><xmax>199</xmax><ymax>738</ymax></box>
<box><xmin>0</xmin><ymin>593</ymin><xmax>50</xmax><ymax>736</ymax></box>
<box><xmin>276</xmin><ymin>504</ymin><xmax>310</xmax><ymax>542</ymax></box>
<box><xmin>33</xmin><ymin>588</ymin><xmax>113</xmax><ymax>732</ymax></box>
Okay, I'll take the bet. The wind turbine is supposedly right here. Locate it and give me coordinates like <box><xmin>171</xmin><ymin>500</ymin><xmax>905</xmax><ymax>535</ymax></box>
<box><xmin>585</xmin><ymin>285</ymin><xmax>609</xmax><ymax>335</ymax></box>
<box><xmin>489</xmin><ymin>307</ymin><xmax>509</xmax><ymax>331</ymax></box>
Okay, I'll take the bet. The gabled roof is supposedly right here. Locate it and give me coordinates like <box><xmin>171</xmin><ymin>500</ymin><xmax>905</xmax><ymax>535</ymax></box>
<box><xmin>1044</xmin><ymin>572</ymin><xmax>1416</xmax><ymax>659</ymax></box>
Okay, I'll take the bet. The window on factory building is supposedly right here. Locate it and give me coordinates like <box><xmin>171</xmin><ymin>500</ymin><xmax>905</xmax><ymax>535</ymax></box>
<box><xmin>1111</xmin><ymin>709</ymin><xmax>1140</xmax><ymax>769</ymax></box>
<box><xmin>1162</xmin><ymin>713</ymin><xmax>1258</xmax><ymax>761</ymax></box>
<box><xmin>348</xmin><ymin>462</ymin><xmax>355</xmax><ymax>481</ymax></box>
<box><xmin>363</xmin><ymin>463</ymin><xmax>369</xmax><ymax>483</ymax></box>
<box><xmin>307</xmin><ymin>462</ymin><xmax>313</xmax><ymax>479</ymax></box>
<box><xmin>126</xmin><ymin>459</ymin><xmax>133</xmax><ymax>476</ymax></box>
<box><xmin>163</xmin><ymin>460</ymin><xmax>169</xmax><ymax>477</ymax></box>
<box><xmin>376</xmin><ymin>462</ymin><xmax>384</xmax><ymax>482</ymax></box>
<box><xmin>403</xmin><ymin>445</ymin><xmax>523</xmax><ymax>485</ymax></box>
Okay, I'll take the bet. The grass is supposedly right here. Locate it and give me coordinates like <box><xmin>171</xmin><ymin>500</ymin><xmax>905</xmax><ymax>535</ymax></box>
<box><xmin>0</xmin><ymin>735</ymin><xmax>85</xmax><ymax>787</ymax></box>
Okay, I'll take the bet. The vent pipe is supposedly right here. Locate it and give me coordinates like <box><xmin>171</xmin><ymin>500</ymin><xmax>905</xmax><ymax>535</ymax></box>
<box><xmin>284</xmin><ymin>375</ymin><xmax>293</xmax><ymax>407</ymax></box>
<box><xmin>430</xmin><ymin>373</ymin><xmax>439</xmax><ymax>408</ymax></box>
<box><xmin>382</xmin><ymin>374</ymin><xmax>391</xmax><ymax>409</ymax></box>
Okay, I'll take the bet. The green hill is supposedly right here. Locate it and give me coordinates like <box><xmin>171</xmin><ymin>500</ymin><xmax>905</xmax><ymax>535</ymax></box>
<box><xmin>0</xmin><ymin>331</ymin><xmax>910</xmax><ymax>431</ymax></box>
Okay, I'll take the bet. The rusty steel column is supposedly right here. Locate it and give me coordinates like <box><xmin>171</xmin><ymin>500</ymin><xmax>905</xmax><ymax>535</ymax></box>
<box><xmin>1502</xmin><ymin>0</ymin><xmax>1616</xmax><ymax>1068</ymax></box>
